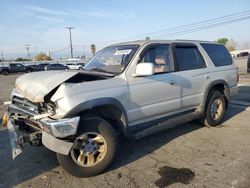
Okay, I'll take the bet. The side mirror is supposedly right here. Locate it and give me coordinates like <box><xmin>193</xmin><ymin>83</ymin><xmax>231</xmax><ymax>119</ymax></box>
<box><xmin>134</xmin><ymin>62</ymin><xmax>154</xmax><ymax>77</ymax></box>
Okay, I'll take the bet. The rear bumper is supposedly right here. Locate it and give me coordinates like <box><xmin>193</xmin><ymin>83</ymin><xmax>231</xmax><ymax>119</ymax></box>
<box><xmin>229</xmin><ymin>85</ymin><xmax>239</xmax><ymax>97</ymax></box>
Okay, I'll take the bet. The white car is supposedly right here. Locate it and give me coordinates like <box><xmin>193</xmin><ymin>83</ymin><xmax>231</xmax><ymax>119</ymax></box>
<box><xmin>66</xmin><ymin>63</ymin><xmax>84</xmax><ymax>70</ymax></box>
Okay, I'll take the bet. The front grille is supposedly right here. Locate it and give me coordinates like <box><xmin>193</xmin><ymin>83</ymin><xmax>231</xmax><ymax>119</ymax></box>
<box><xmin>12</xmin><ymin>96</ymin><xmax>39</xmax><ymax>114</ymax></box>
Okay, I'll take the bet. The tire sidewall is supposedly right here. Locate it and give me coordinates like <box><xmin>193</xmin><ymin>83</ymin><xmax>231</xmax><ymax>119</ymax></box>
<box><xmin>57</xmin><ymin>117</ymin><xmax>118</xmax><ymax>177</ymax></box>
<box><xmin>205</xmin><ymin>90</ymin><xmax>226</xmax><ymax>127</ymax></box>
<box><xmin>3</xmin><ymin>70</ymin><xmax>9</xmax><ymax>75</ymax></box>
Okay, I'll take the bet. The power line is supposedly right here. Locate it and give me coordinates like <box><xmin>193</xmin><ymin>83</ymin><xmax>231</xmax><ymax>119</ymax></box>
<box><xmin>123</xmin><ymin>10</ymin><xmax>250</xmax><ymax>39</ymax></box>
<box><xmin>153</xmin><ymin>15</ymin><xmax>250</xmax><ymax>39</ymax></box>
<box><xmin>51</xmin><ymin>10</ymin><xmax>250</xmax><ymax>56</ymax></box>
<box><xmin>51</xmin><ymin>47</ymin><xmax>70</xmax><ymax>54</ymax></box>
<box><xmin>81</xmin><ymin>10</ymin><xmax>250</xmax><ymax>46</ymax></box>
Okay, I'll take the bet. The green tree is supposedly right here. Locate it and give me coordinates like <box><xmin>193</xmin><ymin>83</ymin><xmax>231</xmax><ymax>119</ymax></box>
<box><xmin>225</xmin><ymin>39</ymin><xmax>237</xmax><ymax>51</ymax></box>
<box><xmin>34</xmin><ymin>53</ymin><xmax>52</xmax><ymax>61</ymax></box>
<box><xmin>216</xmin><ymin>38</ymin><xmax>229</xmax><ymax>45</ymax></box>
<box><xmin>15</xmin><ymin>57</ymin><xmax>31</xmax><ymax>61</ymax></box>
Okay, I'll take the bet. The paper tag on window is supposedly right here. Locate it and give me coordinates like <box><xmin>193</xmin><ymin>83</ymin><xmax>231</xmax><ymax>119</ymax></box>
<box><xmin>114</xmin><ymin>49</ymin><xmax>132</xmax><ymax>55</ymax></box>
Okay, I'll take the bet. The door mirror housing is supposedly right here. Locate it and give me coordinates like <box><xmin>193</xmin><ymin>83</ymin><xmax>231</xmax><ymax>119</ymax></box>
<box><xmin>134</xmin><ymin>62</ymin><xmax>154</xmax><ymax>77</ymax></box>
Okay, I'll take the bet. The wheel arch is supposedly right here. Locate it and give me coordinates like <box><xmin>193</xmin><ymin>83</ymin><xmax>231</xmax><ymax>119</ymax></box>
<box><xmin>1</xmin><ymin>68</ymin><xmax>10</xmax><ymax>74</ymax></box>
<box><xmin>202</xmin><ymin>80</ymin><xmax>230</xmax><ymax>111</ymax></box>
<box><xmin>64</xmin><ymin>98</ymin><xmax>129</xmax><ymax>137</ymax></box>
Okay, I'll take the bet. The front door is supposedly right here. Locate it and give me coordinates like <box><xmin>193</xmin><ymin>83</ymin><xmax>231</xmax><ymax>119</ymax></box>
<box><xmin>127</xmin><ymin>44</ymin><xmax>181</xmax><ymax>125</ymax></box>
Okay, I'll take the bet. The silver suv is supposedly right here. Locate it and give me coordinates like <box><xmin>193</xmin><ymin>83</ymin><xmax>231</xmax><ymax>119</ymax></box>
<box><xmin>4</xmin><ymin>40</ymin><xmax>239</xmax><ymax>177</ymax></box>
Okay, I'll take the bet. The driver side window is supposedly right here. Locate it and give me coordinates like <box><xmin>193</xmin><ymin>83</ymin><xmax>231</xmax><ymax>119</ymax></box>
<box><xmin>140</xmin><ymin>44</ymin><xmax>174</xmax><ymax>74</ymax></box>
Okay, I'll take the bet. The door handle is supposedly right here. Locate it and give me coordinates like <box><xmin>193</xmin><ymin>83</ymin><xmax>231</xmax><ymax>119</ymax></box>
<box><xmin>169</xmin><ymin>81</ymin><xmax>177</xmax><ymax>85</ymax></box>
<box><xmin>206</xmin><ymin>75</ymin><xmax>211</xmax><ymax>79</ymax></box>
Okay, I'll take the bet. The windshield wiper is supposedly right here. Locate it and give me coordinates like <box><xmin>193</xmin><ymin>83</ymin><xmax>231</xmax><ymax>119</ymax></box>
<box><xmin>90</xmin><ymin>68</ymin><xmax>114</xmax><ymax>74</ymax></box>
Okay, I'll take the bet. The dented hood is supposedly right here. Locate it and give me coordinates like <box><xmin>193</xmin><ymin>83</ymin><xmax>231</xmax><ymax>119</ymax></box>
<box><xmin>15</xmin><ymin>71</ymin><xmax>78</xmax><ymax>102</ymax></box>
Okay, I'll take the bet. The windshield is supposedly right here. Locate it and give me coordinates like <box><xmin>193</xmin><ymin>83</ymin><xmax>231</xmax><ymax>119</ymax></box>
<box><xmin>84</xmin><ymin>45</ymin><xmax>139</xmax><ymax>74</ymax></box>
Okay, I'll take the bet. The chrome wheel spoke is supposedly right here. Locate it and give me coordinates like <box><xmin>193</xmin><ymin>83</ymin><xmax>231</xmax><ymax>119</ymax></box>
<box><xmin>87</xmin><ymin>155</ymin><xmax>95</xmax><ymax>166</ymax></box>
<box><xmin>98</xmin><ymin>145</ymin><xmax>105</xmax><ymax>153</ymax></box>
<box><xmin>93</xmin><ymin>136</ymin><xmax>104</xmax><ymax>144</ymax></box>
<box><xmin>77</xmin><ymin>150</ymin><xmax>85</xmax><ymax>163</ymax></box>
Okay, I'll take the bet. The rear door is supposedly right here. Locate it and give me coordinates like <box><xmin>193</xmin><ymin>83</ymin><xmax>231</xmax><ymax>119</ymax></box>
<box><xmin>201</xmin><ymin>43</ymin><xmax>237</xmax><ymax>88</ymax></box>
<box><xmin>173</xmin><ymin>43</ymin><xmax>211</xmax><ymax>109</ymax></box>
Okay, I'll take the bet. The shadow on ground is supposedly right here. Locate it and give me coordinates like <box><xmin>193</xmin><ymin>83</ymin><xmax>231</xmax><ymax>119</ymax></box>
<box><xmin>231</xmin><ymin>86</ymin><xmax>250</xmax><ymax>103</ymax></box>
<box><xmin>0</xmin><ymin>101</ymin><xmax>247</xmax><ymax>187</ymax></box>
<box><xmin>0</xmin><ymin>128</ymin><xmax>58</xmax><ymax>187</ymax></box>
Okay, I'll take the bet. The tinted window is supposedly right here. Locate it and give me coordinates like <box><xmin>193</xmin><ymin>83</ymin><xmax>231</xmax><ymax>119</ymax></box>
<box><xmin>140</xmin><ymin>44</ymin><xmax>174</xmax><ymax>73</ymax></box>
<box><xmin>51</xmin><ymin>64</ymin><xmax>63</xmax><ymax>67</ymax></box>
<box><xmin>201</xmin><ymin>44</ymin><xmax>232</xmax><ymax>66</ymax></box>
<box><xmin>174</xmin><ymin>47</ymin><xmax>206</xmax><ymax>71</ymax></box>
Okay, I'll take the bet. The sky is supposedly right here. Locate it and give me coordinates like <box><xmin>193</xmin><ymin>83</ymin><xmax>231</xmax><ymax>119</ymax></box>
<box><xmin>0</xmin><ymin>0</ymin><xmax>249</xmax><ymax>59</ymax></box>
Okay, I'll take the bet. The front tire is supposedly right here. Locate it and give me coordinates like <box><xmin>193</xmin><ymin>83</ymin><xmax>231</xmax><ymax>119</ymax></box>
<box><xmin>25</xmin><ymin>69</ymin><xmax>32</xmax><ymax>73</ymax></box>
<box><xmin>2</xmin><ymin>70</ymin><xmax>9</xmax><ymax>75</ymax></box>
<box><xmin>57</xmin><ymin>117</ymin><xmax>118</xmax><ymax>177</ymax></box>
<box><xmin>202</xmin><ymin>90</ymin><xmax>226</xmax><ymax>127</ymax></box>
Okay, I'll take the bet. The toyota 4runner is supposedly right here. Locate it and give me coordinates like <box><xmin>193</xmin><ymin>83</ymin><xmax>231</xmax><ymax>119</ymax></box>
<box><xmin>3</xmin><ymin>40</ymin><xmax>239</xmax><ymax>177</ymax></box>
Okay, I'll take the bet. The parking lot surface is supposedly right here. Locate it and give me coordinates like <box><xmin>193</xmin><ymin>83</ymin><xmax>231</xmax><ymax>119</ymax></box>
<box><xmin>0</xmin><ymin>61</ymin><xmax>250</xmax><ymax>188</ymax></box>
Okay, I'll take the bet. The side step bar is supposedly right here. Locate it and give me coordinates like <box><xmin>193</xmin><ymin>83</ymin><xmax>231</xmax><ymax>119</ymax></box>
<box><xmin>132</xmin><ymin>111</ymin><xmax>203</xmax><ymax>140</ymax></box>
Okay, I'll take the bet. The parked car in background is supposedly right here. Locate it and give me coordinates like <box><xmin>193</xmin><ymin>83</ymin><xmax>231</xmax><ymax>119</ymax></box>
<box><xmin>0</xmin><ymin>63</ymin><xmax>31</xmax><ymax>75</ymax></box>
<box><xmin>45</xmin><ymin>63</ymin><xmax>68</xmax><ymax>71</ymax></box>
<box><xmin>247</xmin><ymin>55</ymin><xmax>250</xmax><ymax>73</ymax></box>
<box><xmin>237</xmin><ymin>51</ymin><xmax>249</xmax><ymax>58</ymax></box>
<box><xmin>66</xmin><ymin>63</ymin><xmax>84</xmax><ymax>70</ymax></box>
<box><xmin>77</xmin><ymin>63</ymin><xmax>85</xmax><ymax>67</ymax></box>
<box><xmin>26</xmin><ymin>63</ymin><xmax>49</xmax><ymax>72</ymax></box>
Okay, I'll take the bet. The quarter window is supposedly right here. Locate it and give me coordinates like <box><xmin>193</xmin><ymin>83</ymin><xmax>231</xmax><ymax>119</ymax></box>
<box><xmin>201</xmin><ymin>43</ymin><xmax>232</xmax><ymax>66</ymax></box>
<box><xmin>174</xmin><ymin>46</ymin><xmax>206</xmax><ymax>71</ymax></box>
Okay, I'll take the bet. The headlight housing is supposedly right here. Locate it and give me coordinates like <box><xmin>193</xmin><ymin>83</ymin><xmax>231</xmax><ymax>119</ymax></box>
<box><xmin>41</xmin><ymin>116</ymin><xmax>80</xmax><ymax>138</ymax></box>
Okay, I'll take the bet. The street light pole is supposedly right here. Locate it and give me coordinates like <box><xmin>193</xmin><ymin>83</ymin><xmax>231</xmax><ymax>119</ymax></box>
<box><xmin>25</xmin><ymin>44</ymin><xmax>30</xmax><ymax>59</ymax></box>
<box><xmin>65</xmin><ymin>27</ymin><xmax>74</xmax><ymax>58</ymax></box>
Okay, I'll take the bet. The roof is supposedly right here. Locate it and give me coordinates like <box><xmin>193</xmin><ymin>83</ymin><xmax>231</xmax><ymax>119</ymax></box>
<box><xmin>108</xmin><ymin>39</ymin><xmax>216</xmax><ymax>47</ymax></box>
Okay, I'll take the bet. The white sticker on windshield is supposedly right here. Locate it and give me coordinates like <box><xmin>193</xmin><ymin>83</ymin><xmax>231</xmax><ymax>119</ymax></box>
<box><xmin>114</xmin><ymin>49</ymin><xmax>132</xmax><ymax>55</ymax></box>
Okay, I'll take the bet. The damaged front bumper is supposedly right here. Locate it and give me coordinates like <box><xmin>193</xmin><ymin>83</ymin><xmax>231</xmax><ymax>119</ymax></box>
<box><xmin>4</xmin><ymin>102</ymin><xmax>80</xmax><ymax>159</ymax></box>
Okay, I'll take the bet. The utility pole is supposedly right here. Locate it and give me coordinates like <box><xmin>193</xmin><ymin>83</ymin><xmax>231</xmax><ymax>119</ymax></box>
<box><xmin>35</xmin><ymin>46</ymin><xmax>38</xmax><ymax>56</ymax></box>
<box><xmin>65</xmin><ymin>27</ymin><xmax>74</xmax><ymax>58</ymax></box>
<box><xmin>1</xmin><ymin>51</ymin><xmax>4</xmax><ymax>61</ymax></box>
<box><xmin>25</xmin><ymin>44</ymin><xmax>31</xmax><ymax>59</ymax></box>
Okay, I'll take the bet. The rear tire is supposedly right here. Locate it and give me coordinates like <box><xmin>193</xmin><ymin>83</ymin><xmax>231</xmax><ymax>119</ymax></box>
<box><xmin>202</xmin><ymin>90</ymin><xmax>226</xmax><ymax>127</ymax></box>
<box><xmin>57</xmin><ymin>117</ymin><xmax>118</xmax><ymax>177</ymax></box>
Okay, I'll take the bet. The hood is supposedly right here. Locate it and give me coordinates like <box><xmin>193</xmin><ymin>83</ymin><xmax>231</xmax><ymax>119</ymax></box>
<box><xmin>15</xmin><ymin>70</ymin><xmax>113</xmax><ymax>102</ymax></box>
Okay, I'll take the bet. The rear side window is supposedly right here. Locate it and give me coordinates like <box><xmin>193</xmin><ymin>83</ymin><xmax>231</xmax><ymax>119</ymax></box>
<box><xmin>174</xmin><ymin>46</ymin><xmax>206</xmax><ymax>71</ymax></box>
<box><xmin>201</xmin><ymin>44</ymin><xmax>232</xmax><ymax>66</ymax></box>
